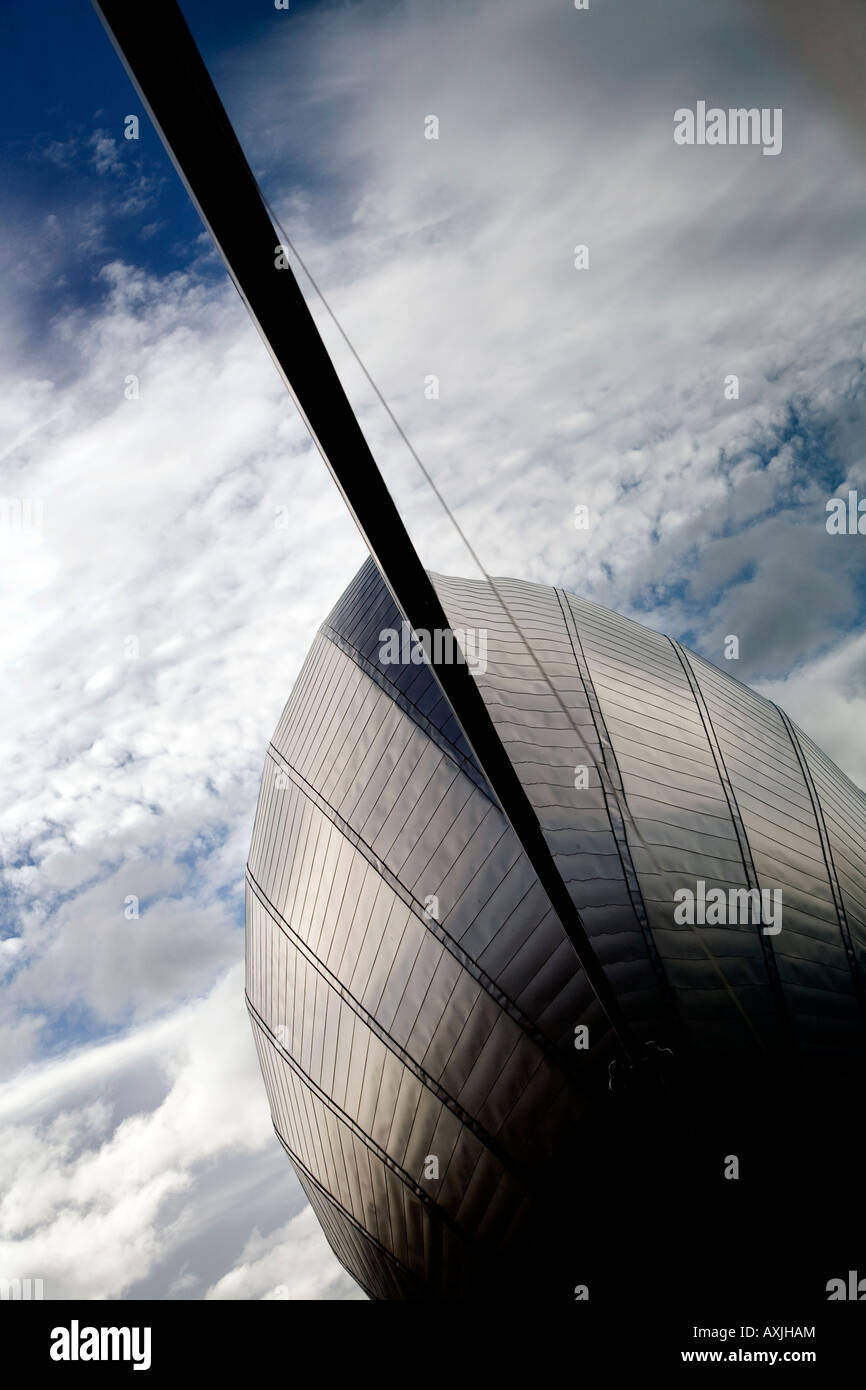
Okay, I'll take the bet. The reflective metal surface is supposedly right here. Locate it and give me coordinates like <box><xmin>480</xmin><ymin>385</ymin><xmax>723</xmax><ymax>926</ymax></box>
<box><xmin>246</xmin><ymin>559</ymin><xmax>866</xmax><ymax>1299</ymax></box>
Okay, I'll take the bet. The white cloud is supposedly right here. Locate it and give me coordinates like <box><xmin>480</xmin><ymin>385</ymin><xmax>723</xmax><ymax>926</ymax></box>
<box><xmin>0</xmin><ymin>966</ymin><xmax>359</xmax><ymax>1299</ymax></box>
<box><xmin>205</xmin><ymin>1206</ymin><xmax>364</xmax><ymax>1301</ymax></box>
<box><xmin>1</xmin><ymin>0</ymin><xmax>864</xmax><ymax>1302</ymax></box>
<box><xmin>213</xmin><ymin>0</ymin><xmax>866</xmax><ymax>691</ymax></box>
<box><xmin>757</xmin><ymin>628</ymin><xmax>866</xmax><ymax>787</ymax></box>
<box><xmin>0</xmin><ymin>256</ymin><xmax>365</xmax><ymax>1066</ymax></box>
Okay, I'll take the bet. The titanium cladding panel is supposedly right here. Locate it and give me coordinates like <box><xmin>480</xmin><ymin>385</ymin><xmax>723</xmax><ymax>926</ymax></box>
<box><xmin>245</xmin><ymin>557</ymin><xmax>866</xmax><ymax>1298</ymax></box>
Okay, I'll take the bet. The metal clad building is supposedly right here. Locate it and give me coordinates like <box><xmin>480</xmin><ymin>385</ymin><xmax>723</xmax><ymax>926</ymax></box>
<box><xmin>246</xmin><ymin>557</ymin><xmax>866</xmax><ymax>1298</ymax></box>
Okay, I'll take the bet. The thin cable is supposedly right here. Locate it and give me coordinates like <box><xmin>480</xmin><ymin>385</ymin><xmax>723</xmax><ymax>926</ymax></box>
<box><xmin>263</xmin><ymin>197</ymin><xmax>765</xmax><ymax>1048</ymax></box>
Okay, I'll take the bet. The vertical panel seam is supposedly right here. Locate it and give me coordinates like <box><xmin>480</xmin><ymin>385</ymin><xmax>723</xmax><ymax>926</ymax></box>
<box><xmin>669</xmin><ymin>640</ymin><xmax>795</xmax><ymax>1050</ymax></box>
<box><xmin>774</xmin><ymin>705</ymin><xmax>866</xmax><ymax>1034</ymax></box>
<box><xmin>556</xmin><ymin>587</ymin><xmax>681</xmax><ymax>1041</ymax></box>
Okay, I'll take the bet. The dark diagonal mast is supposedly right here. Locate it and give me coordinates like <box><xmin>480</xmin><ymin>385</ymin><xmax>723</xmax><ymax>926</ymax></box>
<box><xmin>92</xmin><ymin>0</ymin><xmax>642</xmax><ymax>1064</ymax></box>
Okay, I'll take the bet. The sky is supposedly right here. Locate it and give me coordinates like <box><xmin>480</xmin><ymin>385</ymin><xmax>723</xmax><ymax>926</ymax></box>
<box><xmin>0</xmin><ymin>0</ymin><xmax>864</xmax><ymax>1300</ymax></box>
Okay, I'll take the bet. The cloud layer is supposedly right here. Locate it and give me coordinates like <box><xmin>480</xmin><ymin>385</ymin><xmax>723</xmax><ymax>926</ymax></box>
<box><xmin>1</xmin><ymin>0</ymin><xmax>864</xmax><ymax>1298</ymax></box>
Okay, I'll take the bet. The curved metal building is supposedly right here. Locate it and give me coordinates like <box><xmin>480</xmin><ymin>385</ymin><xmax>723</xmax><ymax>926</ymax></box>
<box><xmin>246</xmin><ymin>558</ymin><xmax>866</xmax><ymax>1300</ymax></box>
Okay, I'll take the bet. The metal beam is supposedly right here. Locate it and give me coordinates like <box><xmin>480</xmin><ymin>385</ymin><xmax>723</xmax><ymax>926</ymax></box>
<box><xmin>92</xmin><ymin>0</ymin><xmax>643</xmax><ymax>1064</ymax></box>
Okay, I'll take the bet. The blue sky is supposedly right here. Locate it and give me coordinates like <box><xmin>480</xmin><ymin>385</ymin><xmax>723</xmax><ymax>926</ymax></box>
<box><xmin>4</xmin><ymin>4</ymin><xmax>192</xmax><ymax>336</ymax></box>
<box><xmin>2</xmin><ymin>2</ymin><xmax>331</xmax><ymax>360</ymax></box>
<box><xmin>1</xmin><ymin>0</ymin><xmax>865</xmax><ymax>1300</ymax></box>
